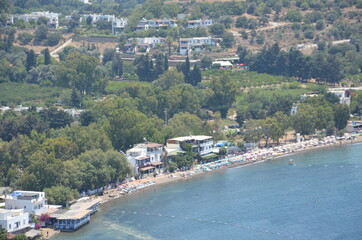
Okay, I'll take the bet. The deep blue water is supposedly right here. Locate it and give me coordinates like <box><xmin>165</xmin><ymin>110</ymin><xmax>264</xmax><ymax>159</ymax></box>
<box><xmin>54</xmin><ymin>143</ymin><xmax>362</xmax><ymax>240</ymax></box>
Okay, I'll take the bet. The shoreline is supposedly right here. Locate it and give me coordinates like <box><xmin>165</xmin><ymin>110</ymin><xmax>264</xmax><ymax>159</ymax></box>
<box><xmin>50</xmin><ymin>134</ymin><xmax>362</xmax><ymax>239</ymax></box>
<box><xmin>99</xmin><ymin>135</ymin><xmax>362</xmax><ymax>207</ymax></box>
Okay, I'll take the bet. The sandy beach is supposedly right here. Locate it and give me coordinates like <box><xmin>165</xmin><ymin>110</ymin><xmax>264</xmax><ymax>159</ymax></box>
<box><xmin>99</xmin><ymin>134</ymin><xmax>362</xmax><ymax>205</ymax></box>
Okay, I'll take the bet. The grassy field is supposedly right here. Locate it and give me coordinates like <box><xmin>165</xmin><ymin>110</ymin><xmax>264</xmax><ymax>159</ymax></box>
<box><xmin>203</xmin><ymin>69</ymin><xmax>293</xmax><ymax>88</ymax></box>
<box><xmin>106</xmin><ymin>81</ymin><xmax>152</xmax><ymax>94</ymax></box>
<box><xmin>0</xmin><ymin>82</ymin><xmax>70</xmax><ymax>106</ymax></box>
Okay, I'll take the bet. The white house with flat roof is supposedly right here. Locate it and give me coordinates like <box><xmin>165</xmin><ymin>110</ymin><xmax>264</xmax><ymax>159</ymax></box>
<box><xmin>83</xmin><ymin>14</ymin><xmax>115</xmax><ymax>25</ymax></box>
<box><xmin>179</xmin><ymin>37</ymin><xmax>217</xmax><ymax>55</ymax></box>
<box><xmin>126</xmin><ymin>143</ymin><xmax>165</xmax><ymax>175</ymax></box>
<box><xmin>112</xmin><ymin>18</ymin><xmax>128</xmax><ymax>35</ymax></box>
<box><xmin>136</xmin><ymin>18</ymin><xmax>177</xmax><ymax>31</ymax></box>
<box><xmin>187</xmin><ymin>19</ymin><xmax>212</xmax><ymax>28</ymax></box>
<box><xmin>124</xmin><ymin>37</ymin><xmax>165</xmax><ymax>53</ymax></box>
<box><xmin>328</xmin><ymin>89</ymin><xmax>351</xmax><ymax>105</ymax></box>
<box><xmin>10</xmin><ymin>11</ymin><xmax>60</xmax><ymax>28</ymax></box>
<box><xmin>5</xmin><ymin>191</ymin><xmax>47</xmax><ymax>216</ymax></box>
<box><xmin>166</xmin><ymin>136</ymin><xmax>213</xmax><ymax>156</ymax></box>
<box><xmin>0</xmin><ymin>209</ymin><xmax>30</xmax><ymax>233</ymax></box>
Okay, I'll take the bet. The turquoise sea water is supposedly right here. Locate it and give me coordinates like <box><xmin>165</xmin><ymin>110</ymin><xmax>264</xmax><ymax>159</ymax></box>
<box><xmin>54</xmin><ymin>143</ymin><xmax>362</xmax><ymax>240</ymax></box>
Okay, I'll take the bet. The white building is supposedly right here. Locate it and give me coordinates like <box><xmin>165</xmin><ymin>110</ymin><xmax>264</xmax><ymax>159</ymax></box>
<box><xmin>10</xmin><ymin>11</ymin><xmax>60</xmax><ymax>28</ymax></box>
<box><xmin>328</xmin><ymin>89</ymin><xmax>351</xmax><ymax>105</ymax></box>
<box><xmin>112</xmin><ymin>18</ymin><xmax>128</xmax><ymax>35</ymax></box>
<box><xmin>52</xmin><ymin>198</ymin><xmax>100</xmax><ymax>232</ymax></box>
<box><xmin>179</xmin><ymin>37</ymin><xmax>217</xmax><ymax>55</ymax></box>
<box><xmin>79</xmin><ymin>0</ymin><xmax>91</xmax><ymax>4</ymax></box>
<box><xmin>5</xmin><ymin>191</ymin><xmax>48</xmax><ymax>216</ymax></box>
<box><xmin>166</xmin><ymin>135</ymin><xmax>213</xmax><ymax>156</ymax></box>
<box><xmin>126</xmin><ymin>143</ymin><xmax>165</xmax><ymax>175</ymax></box>
<box><xmin>186</xmin><ymin>19</ymin><xmax>212</xmax><ymax>29</ymax></box>
<box><xmin>83</xmin><ymin>14</ymin><xmax>115</xmax><ymax>25</ymax></box>
<box><xmin>0</xmin><ymin>209</ymin><xmax>30</xmax><ymax>233</ymax></box>
<box><xmin>124</xmin><ymin>37</ymin><xmax>165</xmax><ymax>53</ymax></box>
<box><xmin>136</xmin><ymin>18</ymin><xmax>177</xmax><ymax>31</ymax></box>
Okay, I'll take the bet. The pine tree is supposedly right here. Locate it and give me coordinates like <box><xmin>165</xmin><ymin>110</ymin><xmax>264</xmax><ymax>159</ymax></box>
<box><xmin>155</xmin><ymin>54</ymin><xmax>164</xmax><ymax>78</ymax></box>
<box><xmin>112</xmin><ymin>54</ymin><xmax>123</xmax><ymax>77</ymax></box>
<box><xmin>44</xmin><ymin>48</ymin><xmax>51</xmax><ymax>65</ymax></box>
<box><xmin>164</xmin><ymin>55</ymin><xmax>169</xmax><ymax>71</ymax></box>
<box><xmin>71</xmin><ymin>88</ymin><xmax>81</xmax><ymax>107</ymax></box>
<box><xmin>190</xmin><ymin>64</ymin><xmax>202</xmax><ymax>86</ymax></box>
<box><xmin>183</xmin><ymin>56</ymin><xmax>191</xmax><ymax>84</ymax></box>
<box><xmin>26</xmin><ymin>49</ymin><xmax>37</xmax><ymax>71</ymax></box>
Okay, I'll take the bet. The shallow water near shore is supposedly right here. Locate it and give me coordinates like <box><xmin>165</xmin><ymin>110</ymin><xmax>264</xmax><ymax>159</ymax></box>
<box><xmin>53</xmin><ymin>143</ymin><xmax>362</xmax><ymax>240</ymax></box>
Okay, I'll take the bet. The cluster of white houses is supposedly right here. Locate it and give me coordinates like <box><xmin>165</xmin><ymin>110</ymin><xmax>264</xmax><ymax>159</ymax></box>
<box><xmin>123</xmin><ymin>36</ymin><xmax>219</xmax><ymax>54</ymax></box>
<box><xmin>126</xmin><ymin>135</ymin><xmax>215</xmax><ymax>176</ymax></box>
<box><xmin>7</xmin><ymin>11</ymin><xmax>60</xmax><ymax>28</ymax></box>
<box><xmin>5</xmin><ymin>13</ymin><xmax>212</xmax><ymax>37</ymax></box>
<box><xmin>123</xmin><ymin>37</ymin><xmax>166</xmax><ymax>53</ymax></box>
<box><xmin>0</xmin><ymin>190</ymin><xmax>101</xmax><ymax>233</ymax></box>
<box><xmin>0</xmin><ymin>191</ymin><xmax>47</xmax><ymax>233</ymax></box>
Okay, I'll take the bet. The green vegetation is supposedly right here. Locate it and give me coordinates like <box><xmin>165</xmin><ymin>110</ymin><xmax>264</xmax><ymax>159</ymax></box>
<box><xmin>204</xmin><ymin>70</ymin><xmax>292</xmax><ymax>88</ymax></box>
<box><xmin>0</xmin><ymin>0</ymin><xmax>361</xmax><ymax>207</ymax></box>
<box><xmin>0</xmin><ymin>82</ymin><xmax>70</xmax><ymax>106</ymax></box>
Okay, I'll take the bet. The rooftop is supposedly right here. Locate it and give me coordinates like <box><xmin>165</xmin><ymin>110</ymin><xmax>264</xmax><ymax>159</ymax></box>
<box><xmin>70</xmin><ymin>198</ymin><xmax>101</xmax><ymax>211</ymax></box>
<box><xmin>168</xmin><ymin>135</ymin><xmax>212</xmax><ymax>142</ymax></box>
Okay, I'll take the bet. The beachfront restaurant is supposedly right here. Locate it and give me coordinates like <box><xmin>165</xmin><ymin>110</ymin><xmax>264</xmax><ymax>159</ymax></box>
<box><xmin>53</xmin><ymin>209</ymin><xmax>91</xmax><ymax>231</ymax></box>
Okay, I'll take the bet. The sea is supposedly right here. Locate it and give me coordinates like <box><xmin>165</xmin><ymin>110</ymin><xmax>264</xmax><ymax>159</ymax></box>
<box><xmin>53</xmin><ymin>143</ymin><xmax>362</xmax><ymax>240</ymax></box>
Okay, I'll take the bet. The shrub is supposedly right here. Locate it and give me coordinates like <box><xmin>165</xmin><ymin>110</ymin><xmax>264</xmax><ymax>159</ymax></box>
<box><xmin>17</xmin><ymin>32</ymin><xmax>33</xmax><ymax>45</ymax></box>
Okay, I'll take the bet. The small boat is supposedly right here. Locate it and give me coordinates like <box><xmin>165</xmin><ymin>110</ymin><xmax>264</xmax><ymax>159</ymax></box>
<box><xmin>289</xmin><ymin>159</ymin><xmax>295</xmax><ymax>165</ymax></box>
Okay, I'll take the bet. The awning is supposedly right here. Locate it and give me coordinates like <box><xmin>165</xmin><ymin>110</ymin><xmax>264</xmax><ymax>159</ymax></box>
<box><xmin>152</xmin><ymin>161</ymin><xmax>164</xmax><ymax>166</ymax></box>
<box><xmin>139</xmin><ymin>166</ymin><xmax>155</xmax><ymax>171</ymax></box>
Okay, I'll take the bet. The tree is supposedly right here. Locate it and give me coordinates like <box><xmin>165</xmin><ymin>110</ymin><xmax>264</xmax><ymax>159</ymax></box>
<box><xmin>34</xmin><ymin>24</ymin><xmax>48</xmax><ymax>43</ymax></box>
<box><xmin>210</xmin><ymin>23</ymin><xmax>226</xmax><ymax>35</ymax></box>
<box><xmin>86</xmin><ymin>15</ymin><xmax>93</xmax><ymax>25</ymax></box>
<box><xmin>44</xmin><ymin>48</ymin><xmax>51</xmax><ymax>65</ymax></box>
<box><xmin>218</xmin><ymin>146</ymin><xmax>227</xmax><ymax>156</ymax></box>
<box><xmin>333</xmin><ymin>104</ymin><xmax>349</xmax><ymax>130</ymax></box>
<box><xmin>17</xmin><ymin>33</ymin><xmax>33</xmax><ymax>45</ymax></box>
<box><xmin>209</xmin><ymin>75</ymin><xmax>237</xmax><ymax>118</ymax></box>
<box><xmin>291</xmin><ymin>104</ymin><xmax>316</xmax><ymax>137</ymax></box>
<box><xmin>181</xmin><ymin>56</ymin><xmax>191</xmax><ymax>83</ymax></box>
<box><xmin>0</xmin><ymin>228</ymin><xmax>7</xmax><ymax>240</ymax></box>
<box><xmin>80</xmin><ymin>111</ymin><xmax>96</xmax><ymax>126</ymax></box>
<box><xmin>39</xmin><ymin>107</ymin><xmax>73</xmax><ymax>129</ymax></box>
<box><xmin>221</xmin><ymin>32</ymin><xmax>234</xmax><ymax>48</ymax></box>
<box><xmin>200</xmin><ymin>57</ymin><xmax>212</xmax><ymax>70</ymax></box>
<box><xmin>112</xmin><ymin>54</ymin><xmax>123</xmax><ymax>77</ymax></box>
<box><xmin>242</xmin><ymin>119</ymin><xmax>264</xmax><ymax>145</ymax></box>
<box><xmin>285</xmin><ymin>10</ymin><xmax>303</xmax><ymax>22</ymax></box>
<box><xmin>37</xmin><ymin>16</ymin><xmax>48</xmax><ymax>26</ymax></box>
<box><xmin>237</xmin><ymin>46</ymin><xmax>248</xmax><ymax>63</ymax></box>
<box><xmin>46</xmin><ymin>33</ymin><xmax>61</xmax><ymax>46</ymax></box>
<box><xmin>0</xmin><ymin>0</ymin><xmax>11</xmax><ymax>25</ymax></box>
<box><xmin>107</xmin><ymin>108</ymin><xmax>159</xmax><ymax>151</ymax></box>
<box><xmin>154</xmin><ymin>69</ymin><xmax>184</xmax><ymax>90</ymax></box>
<box><xmin>103</xmin><ymin>48</ymin><xmax>116</xmax><ymax>64</ymax></box>
<box><xmin>190</xmin><ymin>64</ymin><xmax>202</xmax><ymax>86</ymax></box>
<box><xmin>44</xmin><ymin>185</ymin><xmax>78</xmax><ymax>206</ymax></box>
<box><xmin>26</xmin><ymin>50</ymin><xmax>37</xmax><ymax>71</ymax></box>
<box><xmin>164</xmin><ymin>55</ymin><xmax>169</xmax><ymax>71</ymax></box>
<box><xmin>68</xmin><ymin>13</ymin><xmax>80</xmax><ymax>31</ymax></box>
<box><xmin>71</xmin><ymin>88</ymin><xmax>81</xmax><ymax>107</ymax></box>
<box><xmin>56</xmin><ymin>52</ymin><xmax>106</xmax><ymax>94</ymax></box>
